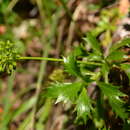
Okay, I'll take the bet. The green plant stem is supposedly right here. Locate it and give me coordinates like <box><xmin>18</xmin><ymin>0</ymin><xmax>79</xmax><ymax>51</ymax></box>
<box><xmin>18</xmin><ymin>56</ymin><xmax>102</xmax><ymax>66</ymax></box>
<box><xmin>18</xmin><ymin>56</ymin><xmax>63</xmax><ymax>62</ymax></box>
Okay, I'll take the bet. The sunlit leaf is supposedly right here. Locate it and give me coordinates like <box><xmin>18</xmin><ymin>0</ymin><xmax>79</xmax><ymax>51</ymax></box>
<box><xmin>46</xmin><ymin>82</ymin><xmax>82</xmax><ymax>103</ymax></box>
<box><xmin>75</xmin><ymin>88</ymin><xmax>92</xmax><ymax>124</ymax></box>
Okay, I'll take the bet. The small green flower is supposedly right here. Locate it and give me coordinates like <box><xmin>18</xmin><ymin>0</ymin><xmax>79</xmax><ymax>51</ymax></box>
<box><xmin>0</xmin><ymin>41</ymin><xmax>19</xmax><ymax>74</ymax></box>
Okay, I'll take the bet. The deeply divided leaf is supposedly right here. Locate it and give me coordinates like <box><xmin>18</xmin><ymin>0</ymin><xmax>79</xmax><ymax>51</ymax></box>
<box><xmin>46</xmin><ymin>82</ymin><xmax>82</xmax><ymax>103</ymax></box>
<box><xmin>64</xmin><ymin>54</ymin><xmax>81</xmax><ymax>77</ymax></box>
<box><xmin>98</xmin><ymin>82</ymin><xmax>128</xmax><ymax>119</ymax></box>
<box><xmin>83</xmin><ymin>32</ymin><xmax>102</xmax><ymax>55</ymax></box>
<box><xmin>107</xmin><ymin>50</ymin><xmax>126</xmax><ymax>62</ymax></box>
<box><xmin>109</xmin><ymin>38</ymin><xmax>130</xmax><ymax>54</ymax></box>
<box><xmin>75</xmin><ymin>88</ymin><xmax>92</xmax><ymax>124</ymax></box>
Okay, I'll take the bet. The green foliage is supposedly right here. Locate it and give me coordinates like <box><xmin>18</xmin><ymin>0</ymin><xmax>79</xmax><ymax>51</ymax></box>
<box><xmin>98</xmin><ymin>82</ymin><xmax>128</xmax><ymax>119</ymax></box>
<box><xmin>106</xmin><ymin>50</ymin><xmax>126</xmax><ymax>62</ymax></box>
<box><xmin>45</xmin><ymin>81</ymin><xmax>93</xmax><ymax>124</ymax></box>
<box><xmin>0</xmin><ymin>0</ymin><xmax>18</xmax><ymax>24</ymax></box>
<box><xmin>45</xmin><ymin>34</ymin><xmax>130</xmax><ymax>128</ymax></box>
<box><xmin>0</xmin><ymin>41</ymin><xmax>19</xmax><ymax>74</ymax></box>
<box><xmin>73</xmin><ymin>45</ymin><xmax>88</xmax><ymax>57</ymax></box>
<box><xmin>83</xmin><ymin>32</ymin><xmax>102</xmax><ymax>55</ymax></box>
<box><xmin>109</xmin><ymin>38</ymin><xmax>130</xmax><ymax>54</ymax></box>
<box><xmin>90</xmin><ymin>8</ymin><xmax>118</xmax><ymax>37</ymax></box>
<box><xmin>0</xmin><ymin>13</ymin><xmax>130</xmax><ymax>128</ymax></box>
<box><xmin>1</xmin><ymin>0</ymin><xmax>130</xmax><ymax>129</ymax></box>
<box><xmin>75</xmin><ymin>88</ymin><xmax>92</xmax><ymax>124</ymax></box>
<box><xmin>46</xmin><ymin>82</ymin><xmax>82</xmax><ymax>103</ymax></box>
<box><xmin>1</xmin><ymin>31</ymin><xmax>130</xmax><ymax>128</ymax></box>
<box><xmin>64</xmin><ymin>54</ymin><xmax>82</xmax><ymax>77</ymax></box>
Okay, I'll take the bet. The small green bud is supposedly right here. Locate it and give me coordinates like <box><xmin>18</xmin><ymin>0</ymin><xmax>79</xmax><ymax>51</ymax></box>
<box><xmin>0</xmin><ymin>41</ymin><xmax>19</xmax><ymax>75</ymax></box>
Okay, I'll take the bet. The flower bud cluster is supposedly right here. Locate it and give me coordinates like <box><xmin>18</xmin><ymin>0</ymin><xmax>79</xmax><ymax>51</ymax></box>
<box><xmin>0</xmin><ymin>41</ymin><xmax>19</xmax><ymax>74</ymax></box>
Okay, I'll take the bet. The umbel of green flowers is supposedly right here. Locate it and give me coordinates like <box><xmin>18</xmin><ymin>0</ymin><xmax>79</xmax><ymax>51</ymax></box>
<box><xmin>0</xmin><ymin>41</ymin><xmax>19</xmax><ymax>74</ymax></box>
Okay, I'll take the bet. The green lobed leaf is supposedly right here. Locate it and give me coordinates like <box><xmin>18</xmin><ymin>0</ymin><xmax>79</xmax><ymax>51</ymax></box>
<box><xmin>109</xmin><ymin>38</ymin><xmax>130</xmax><ymax>54</ymax></box>
<box><xmin>64</xmin><ymin>54</ymin><xmax>82</xmax><ymax>77</ymax></box>
<box><xmin>63</xmin><ymin>46</ymin><xmax>100</xmax><ymax>82</ymax></box>
<box><xmin>98</xmin><ymin>82</ymin><xmax>128</xmax><ymax>119</ymax></box>
<box><xmin>107</xmin><ymin>50</ymin><xmax>126</xmax><ymax>62</ymax></box>
<box><xmin>83</xmin><ymin>32</ymin><xmax>102</xmax><ymax>55</ymax></box>
<box><xmin>75</xmin><ymin>88</ymin><xmax>92</xmax><ymax>124</ymax></box>
<box><xmin>45</xmin><ymin>82</ymin><xmax>82</xmax><ymax>103</ymax></box>
<box><xmin>73</xmin><ymin>45</ymin><xmax>88</xmax><ymax>57</ymax></box>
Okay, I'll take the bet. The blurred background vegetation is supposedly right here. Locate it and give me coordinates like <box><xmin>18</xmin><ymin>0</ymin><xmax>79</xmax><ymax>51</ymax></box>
<box><xmin>0</xmin><ymin>0</ymin><xmax>128</xmax><ymax>130</ymax></box>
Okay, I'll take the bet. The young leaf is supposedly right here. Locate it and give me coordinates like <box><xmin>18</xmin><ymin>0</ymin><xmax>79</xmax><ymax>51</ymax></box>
<box><xmin>75</xmin><ymin>88</ymin><xmax>92</xmax><ymax>124</ymax></box>
<box><xmin>109</xmin><ymin>38</ymin><xmax>130</xmax><ymax>54</ymax></box>
<box><xmin>73</xmin><ymin>45</ymin><xmax>88</xmax><ymax>57</ymax></box>
<box><xmin>98</xmin><ymin>82</ymin><xmax>128</xmax><ymax>119</ymax></box>
<box><xmin>83</xmin><ymin>32</ymin><xmax>102</xmax><ymax>55</ymax></box>
<box><xmin>45</xmin><ymin>82</ymin><xmax>82</xmax><ymax>103</ymax></box>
